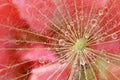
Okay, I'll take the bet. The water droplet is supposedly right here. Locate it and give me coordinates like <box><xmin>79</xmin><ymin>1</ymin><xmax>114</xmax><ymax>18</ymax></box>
<box><xmin>72</xmin><ymin>49</ymin><xmax>75</xmax><ymax>52</ymax></box>
<box><xmin>84</xmin><ymin>33</ymin><xmax>90</xmax><ymax>39</ymax></box>
<box><xmin>92</xmin><ymin>57</ymin><xmax>96</xmax><ymax>63</ymax></box>
<box><xmin>72</xmin><ymin>76</ymin><xmax>76</xmax><ymax>80</ymax></box>
<box><xmin>67</xmin><ymin>25</ymin><xmax>71</xmax><ymax>29</ymax></box>
<box><xmin>91</xmin><ymin>19</ymin><xmax>98</xmax><ymax>27</ymax></box>
<box><xmin>60</xmin><ymin>54</ymin><xmax>64</xmax><ymax>57</ymax></box>
<box><xmin>61</xmin><ymin>29</ymin><xmax>65</xmax><ymax>32</ymax></box>
<box><xmin>65</xmin><ymin>31</ymin><xmax>70</xmax><ymax>36</ymax></box>
<box><xmin>47</xmin><ymin>48</ymin><xmax>51</xmax><ymax>50</ymax></box>
<box><xmin>18</xmin><ymin>48</ymin><xmax>23</xmax><ymax>51</ymax></box>
<box><xmin>93</xmin><ymin>60</ymin><xmax>96</xmax><ymax>63</ymax></box>
<box><xmin>105</xmin><ymin>58</ymin><xmax>110</xmax><ymax>63</ymax></box>
<box><xmin>55</xmin><ymin>48</ymin><xmax>59</xmax><ymax>51</ymax></box>
<box><xmin>74</xmin><ymin>65</ymin><xmax>79</xmax><ymax>72</ymax></box>
<box><xmin>70</xmin><ymin>22</ymin><xmax>75</xmax><ymax>26</ymax></box>
<box><xmin>84</xmin><ymin>26</ymin><xmax>87</xmax><ymax>30</ymax></box>
<box><xmin>59</xmin><ymin>59</ymin><xmax>66</xmax><ymax>64</ymax></box>
<box><xmin>80</xmin><ymin>16</ymin><xmax>84</xmax><ymax>20</ymax></box>
<box><xmin>98</xmin><ymin>10</ymin><xmax>104</xmax><ymax>16</ymax></box>
<box><xmin>100</xmin><ymin>37</ymin><xmax>105</xmax><ymax>41</ymax></box>
<box><xmin>43</xmin><ymin>42</ymin><xmax>47</xmax><ymax>44</ymax></box>
<box><xmin>80</xmin><ymin>60</ymin><xmax>86</xmax><ymax>65</ymax></box>
<box><xmin>96</xmin><ymin>40</ymin><xmax>101</xmax><ymax>44</ymax></box>
<box><xmin>100</xmin><ymin>50</ymin><xmax>107</xmax><ymax>54</ymax></box>
<box><xmin>111</xmin><ymin>33</ymin><xmax>118</xmax><ymax>40</ymax></box>
<box><xmin>39</xmin><ymin>58</ymin><xmax>45</xmax><ymax>64</ymax></box>
<box><xmin>59</xmin><ymin>39</ymin><xmax>65</xmax><ymax>46</ymax></box>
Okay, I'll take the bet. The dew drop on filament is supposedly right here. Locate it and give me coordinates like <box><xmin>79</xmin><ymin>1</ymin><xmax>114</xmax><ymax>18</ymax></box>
<box><xmin>84</xmin><ymin>33</ymin><xmax>90</xmax><ymax>39</ymax></box>
<box><xmin>80</xmin><ymin>59</ymin><xmax>86</xmax><ymax>65</ymax></box>
<box><xmin>72</xmin><ymin>76</ymin><xmax>76</xmax><ymax>80</ymax></box>
<box><xmin>70</xmin><ymin>21</ymin><xmax>75</xmax><ymax>26</ymax></box>
<box><xmin>55</xmin><ymin>48</ymin><xmax>59</xmax><ymax>51</ymax></box>
<box><xmin>111</xmin><ymin>33</ymin><xmax>118</xmax><ymax>40</ymax></box>
<box><xmin>18</xmin><ymin>48</ymin><xmax>23</xmax><ymax>51</ymax></box>
<box><xmin>67</xmin><ymin>25</ymin><xmax>71</xmax><ymax>29</ymax></box>
<box><xmin>91</xmin><ymin>19</ymin><xmax>98</xmax><ymax>27</ymax></box>
<box><xmin>58</xmin><ymin>39</ymin><xmax>65</xmax><ymax>46</ymax></box>
<box><xmin>98</xmin><ymin>10</ymin><xmax>104</xmax><ymax>16</ymax></box>
<box><xmin>105</xmin><ymin>58</ymin><xmax>110</xmax><ymax>63</ymax></box>
<box><xmin>59</xmin><ymin>59</ymin><xmax>66</xmax><ymax>64</ymax></box>
<box><xmin>65</xmin><ymin>31</ymin><xmax>70</xmax><ymax>36</ymax></box>
<box><xmin>84</xmin><ymin>26</ymin><xmax>88</xmax><ymax>30</ymax></box>
<box><xmin>80</xmin><ymin>16</ymin><xmax>84</xmax><ymax>20</ymax></box>
<box><xmin>100</xmin><ymin>37</ymin><xmax>105</xmax><ymax>41</ymax></box>
<box><xmin>74</xmin><ymin>66</ymin><xmax>78</xmax><ymax>72</ymax></box>
<box><xmin>39</xmin><ymin>58</ymin><xmax>45</xmax><ymax>64</ymax></box>
<box><xmin>100</xmin><ymin>50</ymin><xmax>107</xmax><ymax>54</ymax></box>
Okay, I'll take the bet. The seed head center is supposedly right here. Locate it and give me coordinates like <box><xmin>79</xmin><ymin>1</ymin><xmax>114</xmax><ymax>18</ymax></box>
<box><xmin>74</xmin><ymin>38</ymin><xmax>87</xmax><ymax>51</ymax></box>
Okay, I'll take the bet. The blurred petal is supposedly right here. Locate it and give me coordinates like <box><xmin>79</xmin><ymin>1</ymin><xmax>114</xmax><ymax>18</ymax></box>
<box><xmin>12</xmin><ymin>0</ymin><xmax>107</xmax><ymax>34</ymax></box>
<box><xmin>29</xmin><ymin>63</ymin><xmax>70</xmax><ymax>80</ymax></box>
<box><xmin>12</xmin><ymin>0</ymin><xmax>56</xmax><ymax>34</ymax></box>
<box><xmin>17</xmin><ymin>44</ymin><xmax>57</xmax><ymax>63</ymax></box>
<box><xmin>0</xmin><ymin>1</ymin><xmax>31</xmax><ymax>80</ymax></box>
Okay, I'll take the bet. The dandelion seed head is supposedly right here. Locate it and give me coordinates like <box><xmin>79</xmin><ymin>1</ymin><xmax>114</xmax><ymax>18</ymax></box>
<box><xmin>1</xmin><ymin>0</ymin><xmax>120</xmax><ymax>80</ymax></box>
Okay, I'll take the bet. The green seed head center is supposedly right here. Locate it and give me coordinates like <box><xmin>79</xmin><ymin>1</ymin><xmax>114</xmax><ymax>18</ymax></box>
<box><xmin>74</xmin><ymin>38</ymin><xmax>87</xmax><ymax>51</ymax></box>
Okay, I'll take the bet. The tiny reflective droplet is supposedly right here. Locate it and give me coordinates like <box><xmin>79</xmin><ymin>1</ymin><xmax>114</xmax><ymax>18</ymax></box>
<box><xmin>61</xmin><ymin>29</ymin><xmax>64</xmax><ymax>32</ymax></box>
<box><xmin>39</xmin><ymin>58</ymin><xmax>45</xmax><ymax>64</ymax></box>
<box><xmin>111</xmin><ymin>33</ymin><xmax>118</xmax><ymax>40</ymax></box>
<box><xmin>59</xmin><ymin>59</ymin><xmax>66</xmax><ymax>64</ymax></box>
<box><xmin>80</xmin><ymin>60</ymin><xmax>86</xmax><ymax>65</ymax></box>
<box><xmin>92</xmin><ymin>58</ymin><xmax>96</xmax><ymax>63</ymax></box>
<box><xmin>70</xmin><ymin>22</ymin><xmax>74</xmax><ymax>26</ymax></box>
<box><xmin>91</xmin><ymin>19</ymin><xmax>98</xmax><ymax>27</ymax></box>
<box><xmin>72</xmin><ymin>49</ymin><xmax>75</xmax><ymax>52</ymax></box>
<box><xmin>60</xmin><ymin>54</ymin><xmax>63</xmax><ymax>57</ymax></box>
<box><xmin>84</xmin><ymin>26</ymin><xmax>87</xmax><ymax>30</ymax></box>
<box><xmin>100</xmin><ymin>37</ymin><xmax>105</xmax><ymax>41</ymax></box>
<box><xmin>43</xmin><ymin>42</ymin><xmax>47</xmax><ymax>44</ymax></box>
<box><xmin>55</xmin><ymin>48</ymin><xmax>59</xmax><ymax>51</ymax></box>
<box><xmin>18</xmin><ymin>48</ymin><xmax>23</xmax><ymax>50</ymax></box>
<box><xmin>74</xmin><ymin>65</ymin><xmax>79</xmax><ymax>72</ymax></box>
<box><xmin>96</xmin><ymin>40</ymin><xmax>101</xmax><ymax>44</ymax></box>
<box><xmin>105</xmin><ymin>58</ymin><xmax>110</xmax><ymax>63</ymax></box>
<box><xmin>84</xmin><ymin>33</ymin><xmax>90</xmax><ymax>39</ymax></box>
<box><xmin>72</xmin><ymin>76</ymin><xmax>76</xmax><ymax>80</ymax></box>
<box><xmin>59</xmin><ymin>39</ymin><xmax>65</xmax><ymax>46</ymax></box>
<box><xmin>67</xmin><ymin>25</ymin><xmax>71</xmax><ymax>29</ymax></box>
<box><xmin>100</xmin><ymin>50</ymin><xmax>107</xmax><ymax>54</ymax></box>
<box><xmin>80</xmin><ymin>16</ymin><xmax>84</xmax><ymax>20</ymax></box>
<box><xmin>98</xmin><ymin>10</ymin><xmax>104</xmax><ymax>16</ymax></box>
<box><xmin>65</xmin><ymin>31</ymin><xmax>70</xmax><ymax>36</ymax></box>
<box><xmin>93</xmin><ymin>61</ymin><xmax>96</xmax><ymax>63</ymax></box>
<box><xmin>47</xmin><ymin>48</ymin><xmax>51</xmax><ymax>50</ymax></box>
